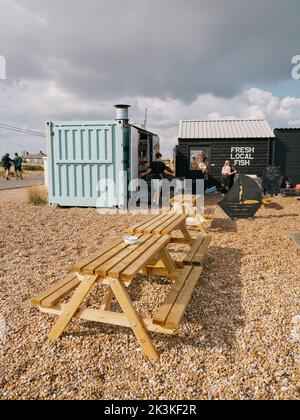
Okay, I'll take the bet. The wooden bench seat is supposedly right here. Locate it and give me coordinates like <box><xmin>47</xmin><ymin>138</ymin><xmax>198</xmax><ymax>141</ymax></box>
<box><xmin>153</xmin><ymin>266</ymin><xmax>203</xmax><ymax>330</ymax></box>
<box><xmin>183</xmin><ymin>235</ymin><xmax>212</xmax><ymax>266</ymax></box>
<box><xmin>31</xmin><ymin>273</ymin><xmax>81</xmax><ymax>308</ymax></box>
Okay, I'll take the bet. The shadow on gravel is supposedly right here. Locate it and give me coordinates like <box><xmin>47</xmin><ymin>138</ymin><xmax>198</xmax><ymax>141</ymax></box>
<box><xmin>258</xmin><ymin>213</ymin><xmax>299</xmax><ymax>219</ymax></box>
<box><xmin>160</xmin><ymin>246</ymin><xmax>244</xmax><ymax>352</ymax></box>
<box><xmin>209</xmin><ymin>217</ymin><xmax>238</xmax><ymax>233</ymax></box>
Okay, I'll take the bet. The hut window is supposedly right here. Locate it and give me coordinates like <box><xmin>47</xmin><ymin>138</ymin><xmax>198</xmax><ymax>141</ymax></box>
<box><xmin>190</xmin><ymin>148</ymin><xmax>209</xmax><ymax>171</ymax></box>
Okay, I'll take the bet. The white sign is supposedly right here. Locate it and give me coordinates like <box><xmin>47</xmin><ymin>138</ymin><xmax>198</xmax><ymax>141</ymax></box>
<box><xmin>231</xmin><ymin>146</ymin><xmax>255</xmax><ymax>167</ymax></box>
<box><xmin>0</xmin><ymin>55</ymin><xmax>6</xmax><ymax>80</ymax></box>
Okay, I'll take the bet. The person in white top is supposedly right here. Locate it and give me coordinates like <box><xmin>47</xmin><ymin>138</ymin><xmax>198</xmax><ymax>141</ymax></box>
<box><xmin>222</xmin><ymin>160</ymin><xmax>237</xmax><ymax>193</ymax></box>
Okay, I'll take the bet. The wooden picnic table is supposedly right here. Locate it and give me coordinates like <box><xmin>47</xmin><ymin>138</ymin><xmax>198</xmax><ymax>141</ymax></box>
<box><xmin>128</xmin><ymin>212</ymin><xmax>195</xmax><ymax>245</ymax></box>
<box><xmin>170</xmin><ymin>194</ymin><xmax>215</xmax><ymax>234</ymax></box>
<box><xmin>32</xmin><ymin>234</ymin><xmax>183</xmax><ymax>360</ymax></box>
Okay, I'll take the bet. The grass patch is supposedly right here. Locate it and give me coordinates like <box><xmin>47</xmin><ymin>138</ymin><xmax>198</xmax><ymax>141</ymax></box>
<box><xmin>27</xmin><ymin>186</ymin><xmax>48</xmax><ymax>205</ymax></box>
<box><xmin>23</xmin><ymin>164</ymin><xmax>44</xmax><ymax>172</ymax></box>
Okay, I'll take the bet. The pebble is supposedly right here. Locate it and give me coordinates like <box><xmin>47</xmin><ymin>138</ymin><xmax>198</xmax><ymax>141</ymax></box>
<box><xmin>0</xmin><ymin>195</ymin><xmax>299</xmax><ymax>400</ymax></box>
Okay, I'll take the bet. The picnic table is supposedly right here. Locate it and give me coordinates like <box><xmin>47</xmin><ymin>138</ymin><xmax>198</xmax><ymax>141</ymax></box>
<box><xmin>31</xmin><ymin>234</ymin><xmax>183</xmax><ymax>360</ymax></box>
<box><xmin>170</xmin><ymin>194</ymin><xmax>215</xmax><ymax>234</ymax></box>
<box><xmin>128</xmin><ymin>212</ymin><xmax>195</xmax><ymax>245</ymax></box>
<box><xmin>31</xmin><ymin>213</ymin><xmax>212</xmax><ymax>360</ymax></box>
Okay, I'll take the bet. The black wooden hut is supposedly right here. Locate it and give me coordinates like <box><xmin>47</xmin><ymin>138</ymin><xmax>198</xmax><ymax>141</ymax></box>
<box><xmin>274</xmin><ymin>128</ymin><xmax>300</xmax><ymax>185</ymax></box>
<box><xmin>176</xmin><ymin>119</ymin><xmax>275</xmax><ymax>183</ymax></box>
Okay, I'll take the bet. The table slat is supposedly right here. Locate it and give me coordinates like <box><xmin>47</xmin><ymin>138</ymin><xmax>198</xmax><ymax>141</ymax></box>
<box><xmin>152</xmin><ymin>214</ymin><xmax>184</xmax><ymax>234</ymax></box>
<box><xmin>71</xmin><ymin>237</ymin><xmax>124</xmax><ymax>273</ymax></box>
<box><xmin>107</xmin><ymin>235</ymin><xmax>161</xmax><ymax>278</ymax></box>
<box><xmin>121</xmin><ymin>236</ymin><xmax>171</xmax><ymax>281</ymax></box>
<box><xmin>96</xmin><ymin>235</ymin><xmax>153</xmax><ymax>277</ymax></box>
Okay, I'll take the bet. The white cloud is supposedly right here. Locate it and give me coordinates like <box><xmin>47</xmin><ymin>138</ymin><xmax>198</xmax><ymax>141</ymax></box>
<box><xmin>1</xmin><ymin>79</ymin><xmax>300</xmax><ymax>157</ymax></box>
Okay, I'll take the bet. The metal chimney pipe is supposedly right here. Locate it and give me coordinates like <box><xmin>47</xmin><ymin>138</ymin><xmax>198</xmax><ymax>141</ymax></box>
<box><xmin>114</xmin><ymin>104</ymin><xmax>131</xmax><ymax>121</ymax></box>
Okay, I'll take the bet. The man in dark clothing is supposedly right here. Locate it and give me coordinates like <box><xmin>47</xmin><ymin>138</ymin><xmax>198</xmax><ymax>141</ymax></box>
<box><xmin>1</xmin><ymin>153</ymin><xmax>13</xmax><ymax>180</ymax></box>
<box><xmin>141</xmin><ymin>153</ymin><xmax>175</xmax><ymax>205</ymax></box>
<box><xmin>13</xmin><ymin>153</ymin><xmax>23</xmax><ymax>179</ymax></box>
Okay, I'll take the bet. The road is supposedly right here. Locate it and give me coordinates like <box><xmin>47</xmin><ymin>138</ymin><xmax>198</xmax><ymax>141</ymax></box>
<box><xmin>0</xmin><ymin>176</ymin><xmax>44</xmax><ymax>191</ymax></box>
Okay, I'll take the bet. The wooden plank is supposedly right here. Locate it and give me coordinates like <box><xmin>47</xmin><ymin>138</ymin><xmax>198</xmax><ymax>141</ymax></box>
<box><xmin>171</xmin><ymin>238</ymin><xmax>195</xmax><ymax>245</ymax></box>
<box><xmin>151</xmin><ymin>214</ymin><xmax>182</xmax><ymax>234</ymax></box>
<box><xmin>147</xmin><ymin>267</ymin><xmax>182</xmax><ymax>278</ymax></box>
<box><xmin>160</xmin><ymin>215</ymin><xmax>186</xmax><ymax>235</ymax></box>
<box><xmin>100</xmin><ymin>287</ymin><xmax>114</xmax><ymax>311</ymax></box>
<box><xmin>48</xmin><ymin>275</ymin><xmax>99</xmax><ymax>341</ymax></box>
<box><xmin>183</xmin><ymin>236</ymin><xmax>206</xmax><ymax>265</ymax></box>
<box><xmin>128</xmin><ymin>214</ymin><xmax>170</xmax><ymax>234</ymax></box>
<box><xmin>107</xmin><ymin>235</ymin><xmax>163</xmax><ymax>279</ymax></box>
<box><xmin>192</xmin><ymin>235</ymin><xmax>212</xmax><ymax>266</ymax></box>
<box><xmin>179</xmin><ymin>222</ymin><xmax>194</xmax><ymax>244</ymax></box>
<box><xmin>96</xmin><ymin>235</ymin><xmax>150</xmax><ymax>277</ymax></box>
<box><xmin>82</xmin><ymin>242</ymin><xmax>128</xmax><ymax>275</ymax></box>
<box><xmin>121</xmin><ymin>236</ymin><xmax>171</xmax><ymax>281</ymax></box>
<box><xmin>71</xmin><ymin>237</ymin><xmax>124</xmax><ymax>273</ymax></box>
<box><xmin>39</xmin><ymin>305</ymin><xmax>175</xmax><ymax>335</ymax></box>
<box><xmin>42</xmin><ymin>278</ymin><xmax>81</xmax><ymax>308</ymax></box>
<box><xmin>30</xmin><ymin>273</ymin><xmax>78</xmax><ymax>306</ymax></box>
<box><xmin>153</xmin><ymin>266</ymin><xmax>193</xmax><ymax>326</ymax></box>
<box><xmin>197</xmin><ymin>223</ymin><xmax>208</xmax><ymax>235</ymax></box>
<box><xmin>143</xmin><ymin>214</ymin><xmax>175</xmax><ymax>234</ymax></box>
<box><xmin>159</xmin><ymin>248</ymin><xmax>177</xmax><ymax>273</ymax></box>
<box><xmin>108</xmin><ymin>278</ymin><xmax>159</xmax><ymax>360</ymax></box>
<box><xmin>165</xmin><ymin>266</ymin><xmax>203</xmax><ymax>329</ymax></box>
<box><xmin>127</xmin><ymin>214</ymin><xmax>163</xmax><ymax>234</ymax></box>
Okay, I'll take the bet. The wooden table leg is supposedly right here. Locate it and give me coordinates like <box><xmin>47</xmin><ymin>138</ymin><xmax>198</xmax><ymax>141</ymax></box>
<box><xmin>180</xmin><ymin>222</ymin><xmax>194</xmax><ymax>244</ymax></box>
<box><xmin>101</xmin><ymin>287</ymin><xmax>114</xmax><ymax>311</ymax></box>
<box><xmin>108</xmin><ymin>278</ymin><xmax>159</xmax><ymax>361</ymax></box>
<box><xmin>159</xmin><ymin>248</ymin><xmax>178</xmax><ymax>274</ymax></box>
<box><xmin>49</xmin><ymin>275</ymin><xmax>98</xmax><ymax>341</ymax></box>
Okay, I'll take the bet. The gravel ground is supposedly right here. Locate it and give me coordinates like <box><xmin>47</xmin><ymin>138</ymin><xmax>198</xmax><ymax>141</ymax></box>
<box><xmin>0</xmin><ymin>193</ymin><xmax>299</xmax><ymax>400</ymax></box>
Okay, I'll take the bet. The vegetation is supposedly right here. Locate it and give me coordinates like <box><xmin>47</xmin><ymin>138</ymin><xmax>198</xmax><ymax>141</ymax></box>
<box><xmin>22</xmin><ymin>164</ymin><xmax>44</xmax><ymax>172</ymax></box>
<box><xmin>27</xmin><ymin>186</ymin><xmax>48</xmax><ymax>206</ymax></box>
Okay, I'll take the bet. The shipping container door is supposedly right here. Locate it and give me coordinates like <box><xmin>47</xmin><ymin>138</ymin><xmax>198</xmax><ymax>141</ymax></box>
<box><xmin>48</xmin><ymin>122</ymin><xmax>123</xmax><ymax>207</ymax></box>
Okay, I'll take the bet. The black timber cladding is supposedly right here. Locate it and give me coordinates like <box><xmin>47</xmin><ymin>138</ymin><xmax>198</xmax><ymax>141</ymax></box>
<box><xmin>274</xmin><ymin>129</ymin><xmax>300</xmax><ymax>185</ymax></box>
<box><xmin>176</xmin><ymin>138</ymin><xmax>274</xmax><ymax>180</ymax></box>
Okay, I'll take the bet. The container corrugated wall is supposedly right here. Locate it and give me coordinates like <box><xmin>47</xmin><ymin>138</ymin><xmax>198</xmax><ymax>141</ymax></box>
<box><xmin>47</xmin><ymin>121</ymin><xmax>126</xmax><ymax>207</ymax></box>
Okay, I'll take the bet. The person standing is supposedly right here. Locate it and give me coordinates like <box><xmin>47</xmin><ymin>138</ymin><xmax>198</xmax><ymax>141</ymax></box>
<box><xmin>222</xmin><ymin>160</ymin><xmax>237</xmax><ymax>193</ymax></box>
<box><xmin>13</xmin><ymin>153</ymin><xmax>23</xmax><ymax>180</ymax></box>
<box><xmin>198</xmin><ymin>155</ymin><xmax>209</xmax><ymax>175</ymax></box>
<box><xmin>1</xmin><ymin>153</ymin><xmax>13</xmax><ymax>180</ymax></box>
<box><xmin>141</xmin><ymin>152</ymin><xmax>175</xmax><ymax>206</ymax></box>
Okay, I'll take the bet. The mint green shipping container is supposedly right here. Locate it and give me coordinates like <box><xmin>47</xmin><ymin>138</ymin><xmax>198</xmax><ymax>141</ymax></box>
<box><xmin>46</xmin><ymin>109</ymin><xmax>159</xmax><ymax>208</ymax></box>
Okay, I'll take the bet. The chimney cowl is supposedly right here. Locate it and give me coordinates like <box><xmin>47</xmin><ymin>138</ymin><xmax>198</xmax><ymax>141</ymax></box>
<box><xmin>114</xmin><ymin>104</ymin><xmax>131</xmax><ymax>121</ymax></box>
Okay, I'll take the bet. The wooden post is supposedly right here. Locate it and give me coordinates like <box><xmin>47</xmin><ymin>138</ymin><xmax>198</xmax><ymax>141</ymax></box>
<box><xmin>49</xmin><ymin>275</ymin><xmax>98</xmax><ymax>341</ymax></box>
<box><xmin>108</xmin><ymin>278</ymin><xmax>159</xmax><ymax>360</ymax></box>
<box><xmin>100</xmin><ymin>287</ymin><xmax>114</xmax><ymax>311</ymax></box>
<box><xmin>180</xmin><ymin>222</ymin><xmax>194</xmax><ymax>244</ymax></box>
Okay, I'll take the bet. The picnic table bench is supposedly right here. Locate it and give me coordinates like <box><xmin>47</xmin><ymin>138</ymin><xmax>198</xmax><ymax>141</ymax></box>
<box><xmin>31</xmin><ymin>215</ymin><xmax>212</xmax><ymax>360</ymax></box>
<box><xmin>152</xmin><ymin>235</ymin><xmax>212</xmax><ymax>329</ymax></box>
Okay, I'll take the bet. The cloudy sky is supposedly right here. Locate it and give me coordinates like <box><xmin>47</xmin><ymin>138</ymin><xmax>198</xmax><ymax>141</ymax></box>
<box><xmin>0</xmin><ymin>0</ymin><xmax>300</xmax><ymax>156</ymax></box>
